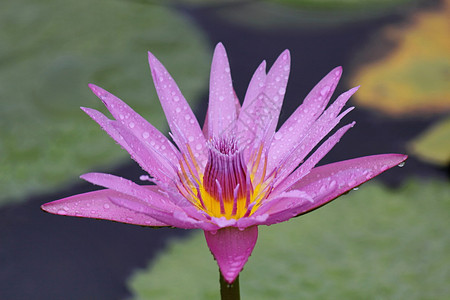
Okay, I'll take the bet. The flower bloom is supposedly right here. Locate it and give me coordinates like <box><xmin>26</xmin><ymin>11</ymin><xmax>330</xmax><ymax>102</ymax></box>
<box><xmin>42</xmin><ymin>43</ymin><xmax>407</xmax><ymax>283</ymax></box>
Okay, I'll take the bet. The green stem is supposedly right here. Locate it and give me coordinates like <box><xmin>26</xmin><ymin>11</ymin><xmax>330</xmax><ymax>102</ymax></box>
<box><xmin>220</xmin><ymin>272</ymin><xmax>240</xmax><ymax>300</ymax></box>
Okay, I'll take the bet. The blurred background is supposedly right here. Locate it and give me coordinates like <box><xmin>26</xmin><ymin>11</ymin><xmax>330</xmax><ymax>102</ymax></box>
<box><xmin>0</xmin><ymin>0</ymin><xmax>448</xmax><ymax>299</ymax></box>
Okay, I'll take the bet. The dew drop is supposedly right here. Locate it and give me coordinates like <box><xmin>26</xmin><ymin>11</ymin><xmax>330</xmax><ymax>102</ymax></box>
<box><xmin>283</xmin><ymin>65</ymin><xmax>290</xmax><ymax>71</ymax></box>
<box><xmin>196</xmin><ymin>144</ymin><xmax>203</xmax><ymax>150</ymax></box>
<box><xmin>175</xmin><ymin>107</ymin><xmax>181</xmax><ymax>113</ymax></box>
<box><xmin>320</xmin><ymin>85</ymin><xmax>330</xmax><ymax>96</ymax></box>
<box><xmin>188</xmin><ymin>136</ymin><xmax>194</xmax><ymax>142</ymax></box>
<box><xmin>225</xmin><ymin>67</ymin><xmax>230</xmax><ymax>73</ymax></box>
<box><xmin>173</xmin><ymin>96</ymin><xmax>180</xmax><ymax>102</ymax></box>
<box><xmin>119</xmin><ymin>114</ymin><xmax>124</xmax><ymax>120</ymax></box>
<box><xmin>142</xmin><ymin>132</ymin><xmax>150</xmax><ymax>139</ymax></box>
<box><xmin>274</xmin><ymin>132</ymin><xmax>282</xmax><ymax>140</ymax></box>
<box><xmin>57</xmin><ymin>209</ymin><xmax>67</xmax><ymax>215</ymax></box>
<box><xmin>398</xmin><ymin>162</ymin><xmax>405</xmax><ymax>168</ymax></box>
<box><xmin>278</xmin><ymin>87</ymin><xmax>286</xmax><ymax>95</ymax></box>
<box><xmin>219</xmin><ymin>95</ymin><xmax>225</xmax><ymax>101</ymax></box>
<box><xmin>129</xmin><ymin>122</ymin><xmax>135</xmax><ymax>129</ymax></box>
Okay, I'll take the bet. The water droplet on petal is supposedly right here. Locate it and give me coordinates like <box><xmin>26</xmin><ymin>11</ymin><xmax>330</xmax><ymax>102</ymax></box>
<box><xmin>278</xmin><ymin>87</ymin><xmax>286</xmax><ymax>95</ymax></box>
<box><xmin>274</xmin><ymin>132</ymin><xmax>282</xmax><ymax>140</ymax></box>
<box><xmin>173</xmin><ymin>96</ymin><xmax>180</xmax><ymax>102</ymax></box>
<box><xmin>129</xmin><ymin>122</ymin><xmax>135</xmax><ymax>129</ymax></box>
<box><xmin>398</xmin><ymin>162</ymin><xmax>405</xmax><ymax>168</ymax></box>
<box><xmin>320</xmin><ymin>85</ymin><xmax>330</xmax><ymax>96</ymax></box>
<box><xmin>142</xmin><ymin>132</ymin><xmax>150</xmax><ymax>139</ymax></box>
<box><xmin>57</xmin><ymin>209</ymin><xmax>67</xmax><ymax>215</ymax></box>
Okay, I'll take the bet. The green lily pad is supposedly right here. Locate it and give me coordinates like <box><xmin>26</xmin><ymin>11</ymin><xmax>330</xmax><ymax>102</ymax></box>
<box><xmin>349</xmin><ymin>3</ymin><xmax>450</xmax><ymax>116</ymax></box>
<box><xmin>409</xmin><ymin>116</ymin><xmax>450</xmax><ymax>166</ymax></box>
<box><xmin>0</xmin><ymin>0</ymin><xmax>209</xmax><ymax>206</ymax></box>
<box><xmin>128</xmin><ymin>179</ymin><xmax>450</xmax><ymax>299</ymax></box>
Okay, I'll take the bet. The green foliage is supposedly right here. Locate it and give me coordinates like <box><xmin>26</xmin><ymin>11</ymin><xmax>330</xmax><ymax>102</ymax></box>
<box><xmin>0</xmin><ymin>0</ymin><xmax>209</xmax><ymax>205</ymax></box>
<box><xmin>128</xmin><ymin>179</ymin><xmax>450</xmax><ymax>299</ymax></box>
<box><xmin>409</xmin><ymin>116</ymin><xmax>450</xmax><ymax>166</ymax></box>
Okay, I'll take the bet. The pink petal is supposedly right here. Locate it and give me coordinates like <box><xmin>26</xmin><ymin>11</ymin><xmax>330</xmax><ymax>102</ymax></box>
<box><xmin>274</xmin><ymin>122</ymin><xmax>355</xmax><ymax>193</ymax></box>
<box><xmin>80</xmin><ymin>172</ymin><xmax>178</xmax><ymax>212</ymax></box>
<box><xmin>109</xmin><ymin>195</ymin><xmax>204</xmax><ymax>229</ymax></box>
<box><xmin>81</xmin><ymin>107</ymin><xmax>131</xmax><ymax>153</ymax></box>
<box><xmin>148</xmin><ymin>52</ymin><xmax>207</xmax><ymax>163</ymax></box>
<box><xmin>110</xmin><ymin>122</ymin><xmax>177</xmax><ymax>183</ymax></box>
<box><xmin>254</xmin><ymin>190</ymin><xmax>314</xmax><ymax>226</ymax></box>
<box><xmin>263</xmin><ymin>49</ymin><xmax>290</xmax><ymax>136</ymax></box>
<box><xmin>272</xmin><ymin>87</ymin><xmax>358</xmax><ymax>181</ymax></box>
<box><xmin>81</xmin><ymin>172</ymin><xmax>209</xmax><ymax>223</ymax></box>
<box><xmin>236</xmin><ymin>60</ymin><xmax>267</xmax><ymax>149</ymax></box>
<box><xmin>288</xmin><ymin>154</ymin><xmax>408</xmax><ymax>216</ymax></box>
<box><xmin>268</xmin><ymin>67</ymin><xmax>343</xmax><ymax>172</ymax></box>
<box><xmin>82</xmin><ymin>108</ymin><xmax>176</xmax><ymax>183</ymax></box>
<box><xmin>41</xmin><ymin>189</ymin><xmax>169</xmax><ymax>227</ymax></box>
<box><xmin>207</xmin><ymin>43</ymin><xmax>238</xmax><ymax>139</ymax></box>
<box><xmin>204</xmin><ymin>226</ymin><xmax>258</xmax><ymax>283</ymax></box>
<box><xmin>88</xmin><ymin>84</ymin><xmax>179</xmax><ymax>165</ymax></box>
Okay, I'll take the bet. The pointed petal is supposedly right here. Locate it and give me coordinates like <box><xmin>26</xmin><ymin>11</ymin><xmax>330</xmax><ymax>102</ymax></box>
<box><xmin>110</xmin><ymin>122</ymin><xmax>177</xmax><ymax>183</ymax></box>
<box><xmin>254</xmin><ymin>190</ymin><xmax>314</xmax><ymax>225</ymax></box>
<box><xmin>88</xmin><ymin>84</ymin><xmax>179</xmax><ymax>165</ymax></box>
<box><xmin>80</xmin><ymin>172</ymin><xmax>178</xmax><ymax>212</ymax></box>
<box><xmin>263</xmin><ymin>49</ymin><xmax>290</xmax><ymax>135</ymax></box>
<box><xmin>236</xmin><ymin>61</ymin><xmax>267</xmax><ymax>149</ymax></box>
<box><xmin>82</xmin><ymin>108</ymin><xmax>176</xmax><ymax>184</ymax></box>
<box><xmin>81</xmin><ymin>172</ymin><xmax>209</xmax><ymax>223</ymax></box>
<box><xmin>204</xmin><ymin>226</ymin><xmax>258</xmax><ymax>284</ymax></box>
<box><xmin>268</xmin><ymin>67</ymin><xmax>343</xmax><ymax>172</ymax></box>
<box><xmin>81</xmin><ymin>107</ymin><xmax>131</xmax><ymax>152</ymax></box>
<box><xmin>148</xmin><ymin>52</ymin><xmax>207</xmax><ymax>163</ymax></box>
<box><xmin>271</xmin><ymin>87</ymin><xmax>358</xmax><ymax>181</ymax></box>
<box><xmin>274</xmin><ymin>122</ymin><xmax>355</xmax><ymax>193</ymax></box>
<box><xmin>109</xmin><ymin>195</ymin><xmax>204</xmax><ymax>229</ymax></box>
<box><xmin>288</xmin><ymin>154</ymin><xmax>408</xmax><ymax>215</ymax></box>
<box><xmin>207</xmin><ymin>43</ymin><xmax>238</xmax><ymax>139</ymax></box>
<box><xmin>41</xmin><ymin>189</ymin><xmax>169</xmax><ymax>227</ymax></box>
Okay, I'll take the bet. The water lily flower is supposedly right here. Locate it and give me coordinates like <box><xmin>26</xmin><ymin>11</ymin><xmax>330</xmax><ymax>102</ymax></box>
<box><xmin>42</xmin><ymin>43</ymin><xmax>407</xmax><ymax>285</ymax></box>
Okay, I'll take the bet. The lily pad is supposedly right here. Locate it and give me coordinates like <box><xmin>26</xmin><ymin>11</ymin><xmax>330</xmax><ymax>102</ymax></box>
<box><xmin>409</xmin><ymin>116</ymin><xmax>450</xmax><ymax>166</ymax></box>
<box><xmin>0</xmin><ymin>0</ymin><xmax>209</xmax><ymax>206</ymax></box>
<box><xmin>128</xmin><ymin>179</ymin><xmax>450</xmax><ymax>299</ymax></box>
<box><xmin>349</xmin><ymin>2</ymin><xmax>450</xmax><ymax>116</ymax></box>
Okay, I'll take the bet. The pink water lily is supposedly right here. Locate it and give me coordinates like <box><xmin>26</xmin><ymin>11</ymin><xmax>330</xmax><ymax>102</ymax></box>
<box><xmin>42</xmin><ymin>43</ymin><xmax>407</xmax><ymax>284</ymax></box>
